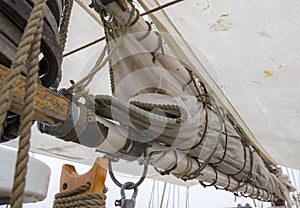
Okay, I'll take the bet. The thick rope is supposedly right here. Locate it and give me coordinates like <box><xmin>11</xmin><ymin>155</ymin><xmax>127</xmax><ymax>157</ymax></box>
<box><xmin>53</xmin><ymin>183</ymin><xmax>106</xmax><ymax>208</ymax></box>
<box><xmin>6</xmin><ymin>0</ymin><xmax>47</xmax><ymax>207</ymax></box>
<box><xmin>0</xmin><ymin>0</ymin><xmax>45</xmax><ymax>136</ymax></box>
<box><xmin>65</xmin><ymin>3</ymin><xmax>135</xmax><ymax>99</ymax></box>
<box><xmin>130</xmin><ymin>100</ymin><xmax>188</xmax><ymax>123</ymax></box>
<box><xmin>59</xmin><ymin>0</ymin><xmax>74</xmax><ymax>55</ymax></box>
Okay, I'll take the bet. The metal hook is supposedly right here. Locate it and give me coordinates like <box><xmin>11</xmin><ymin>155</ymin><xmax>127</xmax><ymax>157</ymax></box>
<box><xmin>90</xmin><ymin>0</ymin><xmax>114</xmax><ymax>23</ymax></box>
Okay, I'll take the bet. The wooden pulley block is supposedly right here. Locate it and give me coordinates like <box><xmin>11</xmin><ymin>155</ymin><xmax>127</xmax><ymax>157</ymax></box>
<box><xmin>0</xmin><ymin>0</ymin><xmax>62</xmax><ymax>87</ymax></box>
<box><xmin>59</xmin><ymin>157</ymin><xmax>108</xmax><ymax>193</ymax></box>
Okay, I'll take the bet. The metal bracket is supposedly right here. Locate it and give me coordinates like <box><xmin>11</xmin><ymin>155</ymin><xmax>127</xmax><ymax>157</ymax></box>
<box><xmin>89</xmin><ymin>0</ymin><xmax>127</xmax><ymax>13</ymax></box>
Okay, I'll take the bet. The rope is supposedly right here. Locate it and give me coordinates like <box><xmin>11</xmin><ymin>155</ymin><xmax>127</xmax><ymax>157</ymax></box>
<box><xmin>0</xmin><ymin>0</ymin><xmax>48</xmax><ymax>207</ymax></box>
<box><xmin>103</xmin><ymin>2</ymin><xmax>136</xmax><ymax>95</ymax></box>
<box><xmin>53</xmin><ymin>183</ymin><xmax>106</xmax><ymax>208</ymax></box>
<box><xmin>140</xmin><ymin>0</ymin><xmax>184</xmax><ymax>16</ymax></box>
<box><xmin>61</xmin><ymin>0</ymin><xmax>183</xmax><ymax>58</ymax></box>
<box><xmin>0</xmin><ymin>0</ymin><xmax>44</xmax><ymax>137</ymax></box>
<box><xmin>59</xmin><ymin>0</ymin><xmax>74</xmax><ymax>55</ymax></box>
<box><xmin>130</xmin><ymin>100</ymin><xmax>188</xmax><ymax>123</ymax></box>
<box><xmin>147</xmin><ymin>180</ymin><xmax>155</xmax><ymax>208</ymax></box>
<box><xmin>63</xmin><ymin>37</ymin><xmax>106</xmax><ymax>57</ymax></box>
<box><xmin>64</xmin><ymin>1</ymin><xmax>135</xmax><ymax>99</ymax></box>
<box><xmin>159</xmin><ymin>182</ymin><xmax>167</xmax><ymax>208</ymax></box>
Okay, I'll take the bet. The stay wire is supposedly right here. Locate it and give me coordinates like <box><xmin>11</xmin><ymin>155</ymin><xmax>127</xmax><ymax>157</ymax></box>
<box><xmin>148</xmin><ymin>180</ymin><xmax>155</xmax><ymax>208</ymax></box>
<box><xmin>159</xmin><ymin>182</ymin><xmax>167</xmax><ymax>208</ymax></box>
<box><xmin>62</xmin><ymin>0</ymin><xmax>184</xmax><ymax>57</ymax></box>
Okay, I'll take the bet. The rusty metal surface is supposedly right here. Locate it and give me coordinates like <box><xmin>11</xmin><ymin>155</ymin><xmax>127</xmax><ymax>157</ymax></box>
<box><xmin>0</xmin><ymin>0</ymin><xmax>62</xmax><ymax>87</ymax></box>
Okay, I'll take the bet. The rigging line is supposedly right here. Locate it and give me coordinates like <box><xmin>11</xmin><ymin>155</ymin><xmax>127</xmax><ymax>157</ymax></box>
<box><xmin>74</xmin><ymin>0</ymin><xmax>103</xmax><ymax>26</ymax></box>
<box><xmin>59</xmin><ymin>0</ymin><xmax>74</xmax><ymax>55</ymax></box>
<box><xmin>63</xmin><ymin>0</ymin><xmax>183</xmax><ymax>57</ymax></box>
<box><xmin>140</xmin><ymin>0</ymin><xmax>184</xmax><ymax>16</ymax></box>
<box><xmin>148</xmin><ymin>179</ymin><xmax>156</xmax><ymax>208</ymax></box>
<box><xmin>160</xmin><ymin>182</ymin><xmax>167</xmax><ymax>208</ymax></box>
<box><xmin>185</xmin><ymin>187</ymin><xmax>190</xmax><ymax>208</ymax></box>
<box><xmin>63</xmin><ymin>36</ymin><xmax>106</xmax><ymax>57</ymax></box>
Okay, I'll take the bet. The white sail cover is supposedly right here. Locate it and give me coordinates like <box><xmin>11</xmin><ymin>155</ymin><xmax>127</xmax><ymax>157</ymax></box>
<box><xmin>85</xmin><ymin>1</ymin><xmax>295</xmax><ymax>201</ymax></box>
<box><xmin>3</xmin><ymin>0</ymin><xmax>299</xmax><ymax>192</ymax></box>
<box><xmin>137</xmin><ymin>0</ymin><xmax>300</xmax><ymax>169</ymax></box>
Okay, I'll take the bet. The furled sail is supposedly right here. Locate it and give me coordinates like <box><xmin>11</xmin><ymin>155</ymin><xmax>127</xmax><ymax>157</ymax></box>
<box><xmin>1</xmin><ymin>0</ymin><xmax>298</xmax><ymax>206</ymax></box>
<box><xmin>137</xmin><ymin>0</ymin><xmax>300</xmax><ymax>170</ymax></box>
<box><xmin>38</xmin><ymin>0</ymin><xmax>296</xmax><ymax>206</ymax></box>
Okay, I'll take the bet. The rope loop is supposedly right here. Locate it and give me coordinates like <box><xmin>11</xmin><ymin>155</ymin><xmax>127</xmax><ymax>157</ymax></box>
<box><xmin>149</xmin><ymin>150</ymin><xmax>178</xmax><ymax>176</ymax></box>
<box><xmin>199</xmin><ymin>167</ymin><xmax>218</xmax><ymax>188</ymax></box>
<box><xmin>53</xmin><ymin>183</ymin><xmax>106</xmax><ymax>208</ymax></box>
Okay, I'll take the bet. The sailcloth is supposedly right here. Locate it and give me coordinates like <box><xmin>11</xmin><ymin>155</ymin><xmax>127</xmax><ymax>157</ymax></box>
<box><xmin>137</xmin><ymin>0</ymin><xmax>300</xmax><ymax>170</ymax></box>
<box><xmin>87</xmin><ymin>1</ymin><xmax>296</xmax><ymax>204</ymax></box>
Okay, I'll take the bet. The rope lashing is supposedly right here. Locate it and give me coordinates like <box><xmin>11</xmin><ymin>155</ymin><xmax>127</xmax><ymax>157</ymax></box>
<box><xmin>0</xmin><ymin>0</ymin><xmax>48</xmax><ymax>207</ymax></box>
<box><xmin>130</xmin><ymin>100</ymin><xmax>188</xmax><ymax>123</ymax></box>
<box><xmin>53</xmin><ymin>183</ymin><xmax>106</xmax><ymax>208</ymax></box>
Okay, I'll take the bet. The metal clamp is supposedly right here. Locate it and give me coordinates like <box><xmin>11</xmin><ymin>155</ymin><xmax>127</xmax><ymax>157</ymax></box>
<box><xmin>106</xmin><ymin>153</ymin><xmax>149</xmax><ymax>189</ymax></box>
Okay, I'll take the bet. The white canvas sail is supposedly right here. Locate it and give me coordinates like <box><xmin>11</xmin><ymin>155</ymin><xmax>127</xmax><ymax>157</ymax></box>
<box><xmin>1</xmin><ymin>0</ymin><xmax>299</xmax><ymax>206</ymax></box>
<box><xmin>137</xmin><ymin>0</ymin><xmax>300</xmax><ymax>169</ymax></box>
<box><xmin>71</xmin><ymin>0</ymin><xmax>300</xmax><ymax>169</ymax></box>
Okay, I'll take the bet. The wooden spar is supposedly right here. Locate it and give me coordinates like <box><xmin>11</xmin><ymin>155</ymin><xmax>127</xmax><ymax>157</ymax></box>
<box><xmin>0</xmin><ymin>64</ymin><xmax>70</xmax><ymax>125</ymax></box>
<box><xmin>74</xmin><ymin>0</ymin><xmax>104</xmax><ymax>27</ymax></box>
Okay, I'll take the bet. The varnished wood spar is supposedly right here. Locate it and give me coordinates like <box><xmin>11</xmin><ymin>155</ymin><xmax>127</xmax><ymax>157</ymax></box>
<box><xmin>60</xmin><ymin>158</ymin><xmax>108</xmax><ymax>193</ymax></box>
<box><xmin>0</xmin><ymin>64</ymin><xmax>70</xmax><ymax>124</ymax></box>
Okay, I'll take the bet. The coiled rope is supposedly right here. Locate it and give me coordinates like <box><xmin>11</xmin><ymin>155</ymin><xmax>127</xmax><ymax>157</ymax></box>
<box><xmin>53</xmin><ymin>183</ymin><xmax>106</xmax><ymax>208</ymax></box>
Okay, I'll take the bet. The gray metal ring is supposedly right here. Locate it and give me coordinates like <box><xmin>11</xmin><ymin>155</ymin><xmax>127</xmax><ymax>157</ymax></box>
<box><xmin>121</xmin><ymin>182</ymin><xmax>138</xmax><ymax>200</ymax></box>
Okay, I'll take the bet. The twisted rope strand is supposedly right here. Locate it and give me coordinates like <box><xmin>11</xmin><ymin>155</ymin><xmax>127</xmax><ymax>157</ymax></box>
<box><xmin>53</xmin><ymin>183</ymin><xmax>106</xmax><ymax>208</ymax></box>
<box><xmin>0</xmin><ymin>1</ymin><xmax>46</xmax><ymax>136</ymax></box>
<box><xmin>8</xmin><ymin>0</ymin><xmax>47</xmax><ymax>207</ymax></box>
<box><xmin>59</xmin><ymin>0</ymin><xmax>74</xmax><ymax>55</ymax></box>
